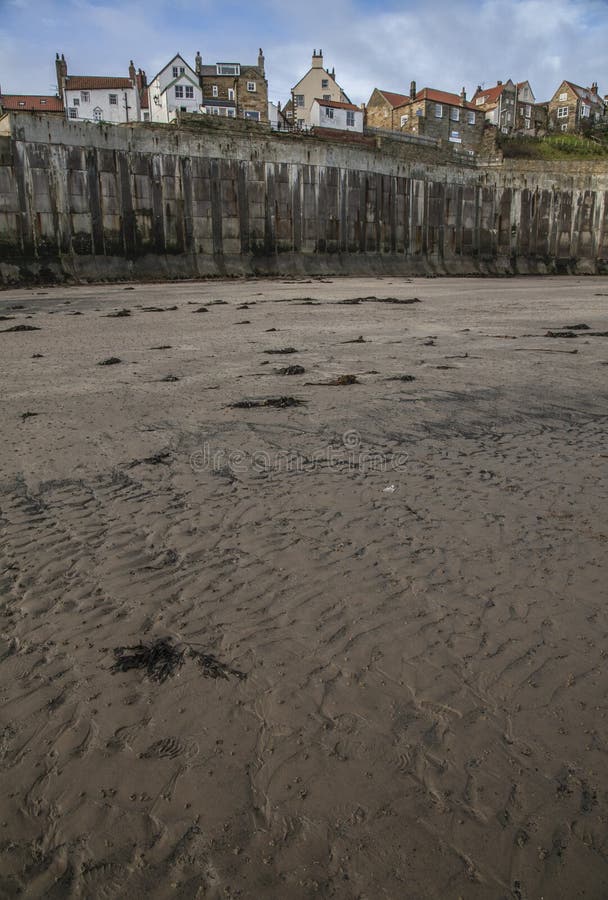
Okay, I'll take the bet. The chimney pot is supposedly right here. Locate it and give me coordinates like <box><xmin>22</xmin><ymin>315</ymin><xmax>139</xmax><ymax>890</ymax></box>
<box><xmin>410</xmin><ymin>79</ymin><xmax>416</xmax><ymax>100</ymax></box>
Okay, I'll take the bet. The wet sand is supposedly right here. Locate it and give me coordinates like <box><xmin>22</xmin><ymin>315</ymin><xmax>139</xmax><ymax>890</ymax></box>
<box><xmin>1</xmin><ymin>276</ymin><xmax>607</xmax><ymax>898</ymax></box>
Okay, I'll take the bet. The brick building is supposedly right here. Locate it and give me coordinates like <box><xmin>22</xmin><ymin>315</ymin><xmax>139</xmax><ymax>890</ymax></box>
<box><xmin>393</xmin><ymin>82</ymin><xmax>484</xmax><ymax>152</ymax></box>
<box><xmin>547</xmin><ymin>80</ymin><xmax>605</xmax><ymax>133</ymax></box>
<box><xmin>198</xmin><ymin>50</ymin><xmax>268</xmax><ymax>123</ymax></box>
<box><xmin>472</xmin><ymin>79</ymin><xmax>546</xmax><ymax>135</ymax></box>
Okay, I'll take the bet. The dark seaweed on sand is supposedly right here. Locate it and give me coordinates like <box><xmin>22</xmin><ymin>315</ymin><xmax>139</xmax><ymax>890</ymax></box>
<box><xmin>113</xmin><ymin>638</ymin><xmax>184</xmax><ymax>683</ymax></box>
<box><xmin>98</xmin><ymin>357</ymin><xmax>122</xmax><ymax>366</ymax></box>
<box><xmin>192</xmin><ymin>306</ymin><xmax>208</xmax><ymax>313</ymax></box>
<box><xmin>112</xmin><ymin>638</ymin><xmax>245</xmax><ymax>682</ymax></box>
<box><xmin>339</xmin><ymin>296</ymin><xmax>420</xmax><ymax>305</ymax></box>
<box><xmin>106</xmin><ymin>309</ymin><xmax>131</xmax><ymax>318</ymax></box>
<box><xmin>1</xmin><ymin>324</ymin><xmax>41</xmax><ymax>333</ymax></box>
<box><xmin>231</xmin><ymin>396</ymin><xmax>304</xmax><ymax>409</ymax></box>
<box><xmin>263</xmin><ymin>347</ymin><xmax>298</xmax><ymax>354</ymax></box>
<box><xmin>545</xmin><ymin>330</ymin><xmax>578</xmax><ymax>338</ymax></box>
<box><xmin>275</xmin><ymin>364</ymin><xmax>305</xmax><ymax>375</ymax></box>
<box><xmin>142</xmin><ymin>305</ymin><xmax>178</xmax><ymax>312</ymax></box>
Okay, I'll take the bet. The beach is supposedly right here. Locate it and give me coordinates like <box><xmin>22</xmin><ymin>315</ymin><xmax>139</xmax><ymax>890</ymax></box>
<box><xmin>1</xmin><ymin>275</ymin><xmax>607</xmax><ymax>898</ymax></box>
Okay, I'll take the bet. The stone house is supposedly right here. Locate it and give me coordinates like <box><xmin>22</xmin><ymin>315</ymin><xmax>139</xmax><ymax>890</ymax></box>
<box><xmin>198</xmin><ymin>50</ymin><xmax>268</xmax><ymax>123</ymax></box>
<box><xmin>472</xmin><ymin>79</ymin><xmax>546</xmax><ymax>135</ymax></box>
<box><xmin>547</xmin><ymin>80</ymin><xmax>605</xmax><ymax>132</ymax></box>
<box><xmin>147</xmin><ymin>53</ymin><xmax>202</xmax><ymax>123</ymax></box>
<box><xmin>56</xmin><ymin>54</ymin><xmax>140</xmax><ymax>124</ymax></box>
<box><xmin>289</xmin><ymin>50</ymin><xmax>351</xmax><ymax>129</ymax></box>
<box><xmin>364</xmin><ymin>89</ymin><xmax>411</xmax><ymax>130</ymax></box>
<box><xmin>310</xmin><ymin>98</ymin><xmax>363</xmax><ymax>132</ymax></box>
<box><xmin>394</xmin><ymin>83</ymin><xmax>484</xmax><ymax>152</ymax></box>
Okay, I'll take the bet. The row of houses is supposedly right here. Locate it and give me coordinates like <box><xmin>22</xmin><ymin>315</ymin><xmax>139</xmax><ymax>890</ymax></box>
<box><xmin>0</xmin><ymin>47</ymin><xmax>606</xmax><ymax>154</ymax></box>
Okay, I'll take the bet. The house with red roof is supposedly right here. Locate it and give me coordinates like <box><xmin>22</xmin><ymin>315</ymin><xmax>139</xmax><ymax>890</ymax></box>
<box><xmin>393</xmin><ymin>82</ymin><xmax>485</xmax><ymax>152</ymax></box>
<box><xmin>310</xmin><ymin>97</ymin><xmax>363</xmax><ymax>132</ymax></box>
<box><xmin>471</xmin><ymin>79</ymin><xmax>546</xmax><ymax>135</ymax></box>
<box><xmin>0</xmin><ymin>93</ymin><xmax>64</xmax><ymax>117</ymax></box>
<box><xmin>289</xmin><ymin>50</ymin><xmax>352</xmax><ymax>129</ymax></box>
<box><xmin>55</xmin><ymin>53</ymin><xmax>141</xmax><ymax>124</ymax></box>
<box><xmin>547</xmin><ymin>80</ymin><xmax>605</xmax><ymax>133</ymax></box>
<box><xmin>365</xmin><ymin>88</ymin><xmax>411</xmax><ymax>130</ymax></box>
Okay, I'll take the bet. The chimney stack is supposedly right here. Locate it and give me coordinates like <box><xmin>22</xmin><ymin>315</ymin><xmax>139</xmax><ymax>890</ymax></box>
<box><xmin>312</xmin><ymin>49</ymin><xmax>323</xmax><ymax>68</ymax></box>
<box><xmin>460</xmin><ymin>86</ymin><xmax>466</xmax><ymax>107</ymax></box>
<box><xmin>497</xmin><ymin>80</ymin><xmax>502</xmax><ymax>86</ymax></box>
<box><xmin>591</xmin><ymin>81</ymin><xmax>598</xmax><ymax>94</ymax></box>
<box><xmin>410</xmin><ymin>79</ymin><xmax>416</xmax><ymax>100</ymax></box>
<box><xmin>258</xmin><ymin>48</ymin><xmax>265</xmax><ymax>74</ymax></box>
<box><xmin>129</xmin><ymin>60</ymin><xmax>136</xmax><ymax>84</ymax></box>
<box><xmin>195</xmin><ymin>51</ymin><xmax>202</xmax><ymax>75</ymax></box>
<box><xmin>55</xmin><ymin>52</ymin><xmax>67</xmax><ymax>96</ymax></box>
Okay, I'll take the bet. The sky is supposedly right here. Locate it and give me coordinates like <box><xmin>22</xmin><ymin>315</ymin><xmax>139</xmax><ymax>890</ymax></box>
<box><xmin>1</xmin><ymin>0</ymin><xmax>607</xmax><ymax>104</ymax></box>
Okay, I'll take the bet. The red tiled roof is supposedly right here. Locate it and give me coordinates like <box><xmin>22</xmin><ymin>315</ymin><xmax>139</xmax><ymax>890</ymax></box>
<box><xmin>65</xmin><ymin>76</ymin><xmax>134</xmax><ymax>90</ymax></box>
<box><xmin>471</xmin><ymin>83</ymin><xmax>505</xmax><ymax>106</ymax></box>
<box><xmin>413</xmin><ymin>87</ymin><xmax>477</xmax><ymax>110</ymax></box>
<box><xmin>0</xmin><ymin>94</ymin><xmax>64</xmax><ymax>111</ymax></box>
<box><xmin>378</xmin><ymin>90</ymin><xmax>410</xmax><ymax>108</ymax></box>
<box><xmin>313</xmin><ymin>97</ymin><xmax>360</xmax><ymax>112</ymax></box>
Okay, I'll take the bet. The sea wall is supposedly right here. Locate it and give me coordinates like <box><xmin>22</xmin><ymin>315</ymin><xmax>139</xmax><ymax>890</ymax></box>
<box><xmin>1</xmin><ymin>113</ymin><xmax>607</xmax><ymax>283</ymax></box>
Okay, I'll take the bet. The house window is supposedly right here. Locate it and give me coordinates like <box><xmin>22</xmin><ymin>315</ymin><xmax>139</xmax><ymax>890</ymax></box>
<box><xmin>217</xmin><ymin>64</ymin><xmax>240</xmax><ymax>76</ymax></box>
<box><xmin>450</xmin><ymin>107</ymin><xmax>459</xmax><ymax>121</ymax></box>
<box><xmin>173</xmin><ymin>66</ymin><xmax>179</xmax><ymax>78</ymax></box>
<box><xmin>400</xmin><ymin>114</ymin><xmax>409</xmax><ymax>126</ymax></box>
<box><xmin>525</xmin><ymin>117</ymin><xmax>531</xmax><ymax>129</ymax></box>
<box><xmin>228</xmin><ymin>88</ymin><xmax>234</xmax><ymax>100</ymax></box>
<box><xmin>143</xmin><ymin>111</ymin><xmax>150</xmax><ymax>121</ymax></box>
<box><xmin>467</xmin><ymin>111</ymin><xmax>475</xmax><ymax>125</ymax></box>
<box><xmin>323</xmin><ymin>94</ymin><xmax>331</xmax><ymax>101</ymax></box>
<box><xmin>435</xmin><ymin>104</ymin><xmax>443</xmax><ymax>117</ymax></box>
<box><xmin>416</xmin><ymin>108</ymin><xmax>423</xmax><ymax>116</ymax></box>
<box><xmin>321</xmin><ymin>79</ymin><xmax>329</xmax><ymax>88</ymax></box>
<box><xmin>557</xmin><ymin>106</ymin><xmax>568</xmax><ymax>118</ymax></box>
<box><xmin>560</xmin><ymin>123</ymin><xmax>567</xmax><ymax>131</ymax></box>
<box><xmin>346</xmin><ymin>110</ymin><xmax>355</xmax><ymax>127</ymax></box>
<box><xmin>581</xmin><ymin>105</ymin><xmax>590</xmax><ymax>117</ymax></box>
<box><xmin>244</xmin><ymin>110</ymin><xmax>260</xmax><ymax>120</ymax></box>
<box><xmin>109</xmin><ymin>94</ymin><xmax>118</xmax><ymax>105</ymax></box>
<box><xmin>68</xmin><ymin>107</ymin><xmax>78</xmax><ymax>118</ymax></box>
<box><xmin>476</xmin><ymin>96</ymin><xmax>485</xmax><ymax>105</ymax></box>
<box><xmin>93</xmin><ymin>107</ymin><xmax>102</xmax><ymax>121</ymax></box>
<box><xmin>324</xmin><ymin>107</ymin><xmax>334</xmax><ymax>118</ymax></box>
<box><xmin>185</xmin><ymin>86</ymin><xmax>194</xmax><ymax>99</ymax></box>
<box><xmin>227</xmin><ymin>108</ymin><xmax>236</xmax><ymax>117</ymax></box>
<box><xmin>525</xmin><ymin>104</ymin><xmax>531</xmax><ymax>116</ymax></box>
<box><xmin>297</xmin><ymin>118</ymin><xmax>304</xmax><ymax>128</ymax></box>
<box><xmin>295</xmin><ymin>94</ymin><xmax>305</xmax><ymax>107</ymax></box>
<box><xmin>559</xmin><ymin>92</ymin><xmax>567</xmax><ymax>101</ymax></box>
<box><xmin>175</xmin><ymin>85</ymin><xmax>184</xmax><ymax>98</ymax></box>
<box><xmin>18</xmin><ymin>101</ymin><xmax>25</xmax><ymax>106</ymax></box>
<box><xmin>247</xmin><ymin>81</ymin><xmax>256</xmax><ymax>92</ymax></box>
<box><xmin>81</xmin><ymin>91</ymin><xmax>90</xmax><ymax>103</ymax></box>
<box><xmin>449</xmin><ymin>130</ymin><xmax>461</xmax><ymax>143</ymax></box>
<box><xmin>72</xmin><ymin>97</ymin><xmax>79</xmax><ymax>106</ymax></box>
<box><xmin>180</xmin><ymin>106</ymin><xmax>187</xmax><ymax>112</ymax></box>
<box><xmin>40</xmin><ymin>99</ymin><xmax>47</xmax><ymax>105</ymax></box>
<box><xmin>212</xmin><ymin>85</ymin><xmax>218</xmax><ymax>97</ymax></box>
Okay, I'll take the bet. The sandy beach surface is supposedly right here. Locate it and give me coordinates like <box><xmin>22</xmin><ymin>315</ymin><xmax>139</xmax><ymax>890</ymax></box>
<box><xmin>0</xmin><ymin>275</ymin><xmax>607</xmax><ymax>899</ymax></box>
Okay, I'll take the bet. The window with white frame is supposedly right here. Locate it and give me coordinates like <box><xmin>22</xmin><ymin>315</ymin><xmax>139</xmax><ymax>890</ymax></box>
<box><xmin>93</xmin><ymin>107</ymin><xmax>102</xmax><ymax>121</ymax></box>
<box><xmin>68</xmin><ymin>107</ymin><xmax>78</xmax><ymax>118</ymax></box>
<box><xmin>561</xmin><ymin>123</ymin><xmax>567</xmax><ymax>131</ymax></box>
<box><xmin>109</xmin><ymin>94</ymin><xmax>118</xmax><ymax>105</ymax></box>
<box><xmin>228</xmin><ymin>88</ymin><xmax>234</xmax><ymax>100</ymax></box>
<box><xmin>143</xmin><ymin>111</ymin><xmax>150</xmax><ymax>121</ymax></box>
<box><xmin>227</xmin><ymin>108</ymin><xmax>236</xmax><ymax>117</ymax></box>
<box><xmin>581</xmin><ymin>104</ymin><xmax>590</xmax><ymax>117</ymax></box>
<box><xmin>244</xmin><ymin>110</ymin><xmax>260</xmax><ymax>120</ymax></box>
<box><xmin>295</xmin><ymin>94</ymin><xmax>305</xmax><ymax>107</ymax></box>
<box><xmin>321</xmin><ymin>79</ymin><xmax>329</xmax><ymax>88</ymax></box>
<box><xmin>467</xmin><ymin>110</ymin><xmax>475</xmax><ymax>125</ymax></box>
<box><xmin>247</xmin><ymin>81</ymin><xmax>256</xmax><ymax>92</ymax></box>
<box><xmin>217</xmin><ymin>64</ymin><xmax>240</xmax><ymax>76</ymax></box>
<box><xmin>175</xmin><ymin>85</ymin><xmax>184</xmax><ymax>98</ymax></box>
<box><xmin>173</xmin><ymin>66</ymin><xmax>179</xmax><ymax>78</ymax></box>
<box><xmin>525</xmin><ymin>117</ymin><xmax>531</xmax><ymax>129</ymax></box>
<box><xmin>525</xmin><ymin>104</ymin><xmax>531</xmax><ymax>116</ymax></box>
<box><xmin>324</xmin><ymin>107</ymin><xmax>334</xmax><ymax>118</ymax></box>
<box><xmin>400</xmin><ymin>114</ymin><xmax>409</xmax><ymax>126</ymax></box>
<box><xmin>557</xmin><ymin>106</ymin><xmax>568</xmax><ymax>117</ymax></box>
<box><xmin>185</xmin><ymin>86</ymin><xmax>194</xmax><ymax>99</ymax></box>
<box><xmin>346</xmin><ymin>110</ymin><xmax>355</xmax><ymax>126</ymax></box>
<box><xmin>72</xmin><ymin>97</ymin><xmax>80</xmax><ymax>106</ymax></box>
<box><xmin>450</xmin><ymin>107</ymin><xmax>459</xmax><ymax>121</ymax></box>
<box><xmin>559</xmin><ymin>92</ymin><xmax>567</xmax><ymax>101</ymax></box>
<box><xmin>476</xmin><ymin>96</ymin><xmax>485</xmax><ymax>105</ymax></box>
<box><xmin>212</xmin><ymin>85</ymin><xmax>218</xmax><ymax>97</ymax></box>
<box><xmin>81</xmin><ymin>91</ymin><xmax>90</xmax><ymax>103</ymax></box>
<box><xmin>435</xmin><ymin>104</ymin><xmax>443</xmax><ymax>117</ymax></box>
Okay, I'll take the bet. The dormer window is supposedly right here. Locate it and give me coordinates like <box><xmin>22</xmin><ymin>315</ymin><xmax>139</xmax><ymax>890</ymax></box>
<box><xmin>40</xmin><ymin>99</ymin><xmax>46</xmax><ymax>105</ymax></box>
<box><xmin>475</xmin><ymin>96</ymin><xmax>485</xmax><ymax>105</ymax></box>
<box><xmin>172</xmin><ymin>65</ymin><xmax>186</xmax><ymax>78</ymax></box>
<box><xmin>217</xmin><ymin>63</ymin><xmax>240</xmax><ymax>76</ymax></box>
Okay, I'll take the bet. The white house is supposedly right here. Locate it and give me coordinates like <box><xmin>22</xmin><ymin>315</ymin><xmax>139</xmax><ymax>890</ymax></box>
<box><xmin>147</xmin><ymin>54</ymin><xmax>203</xmax><ymax>123</ymax></box>
<box><xmin>56</xmin><ymin>55</ymin><xmax>140</xmax><ymax>124</ymax></box>
<box><xmin>310</xmin><ymin>98</ymin><xmax>363</xmax><ymax>132</ymax></box>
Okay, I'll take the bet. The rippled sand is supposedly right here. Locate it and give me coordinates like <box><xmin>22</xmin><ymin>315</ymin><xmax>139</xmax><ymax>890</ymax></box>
<box><xmin>1</xmin><ymin>276</ymin><xmax>607</xmax><ymax>898</ymax></box>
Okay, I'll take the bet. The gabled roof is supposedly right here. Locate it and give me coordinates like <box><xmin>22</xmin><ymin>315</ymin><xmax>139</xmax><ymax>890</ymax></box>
<box><xmin>149</xmin><ymin>54</ymin><xmax>196</xmax><ymax>86</ymax></box>
<box><xmin>471</xmin><ymin>83</ymin><xmax>505</xmax><ymax>106</ymax></box>
<box><xmin>0</xmin><ymin>94</ymin><xmax>64</xmax><ymax>111</ymax></box>
<box><xmin>65</xmin><ymin>76</ymin><xmax>133</xmax><ymax>90</ymax></box>
<box><xmin>398</xmin><ymin>88</ymin><xmax>477</xmax><ymax>111</ymax></box>
<box><xmin>562</xmin><ymin>80</ymin><xmax>603</xmax><ymax>104</ymax></box>
<box><xmin>313</xmin><ymin>97</ymin><xmax>360</xmax><ymax>112</ymax></box>
<box><xmin>376</xmin><ymin>89</ymin><xmax>410</xmax><ymax>108</ymax></box>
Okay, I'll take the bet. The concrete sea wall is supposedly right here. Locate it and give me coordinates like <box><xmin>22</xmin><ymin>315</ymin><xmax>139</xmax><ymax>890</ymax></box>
<box><xmin>1</xmin><ymin>113</ymin><xmax>608</xmax><ymax>283</ymax></box>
